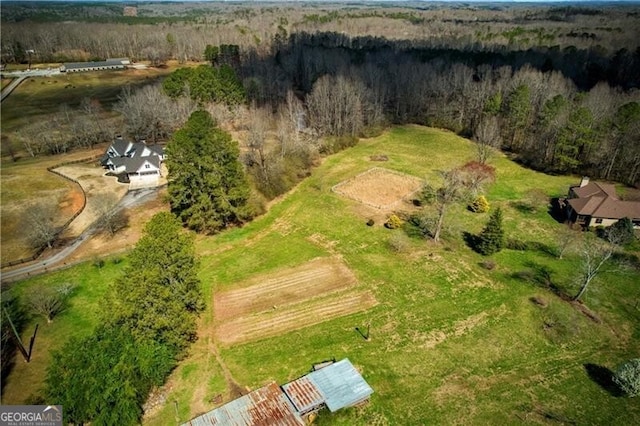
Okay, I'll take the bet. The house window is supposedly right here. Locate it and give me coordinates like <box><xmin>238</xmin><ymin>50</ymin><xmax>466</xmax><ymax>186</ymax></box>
<box><xmin>595</xmin><ymin>218</ymin><xmax>603</xmax><ymax>224</ymax></box>
<box><xmin>145</xmin><ymin>164</ymin><xmax>150</xmax><ymax>169</ymax></box>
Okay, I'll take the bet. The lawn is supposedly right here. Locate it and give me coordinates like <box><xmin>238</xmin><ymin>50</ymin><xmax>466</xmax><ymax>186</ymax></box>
<box><xmin>3</xmin><ymin>125</ymin><xmax>639</xmax><ymax>424</ymax></box>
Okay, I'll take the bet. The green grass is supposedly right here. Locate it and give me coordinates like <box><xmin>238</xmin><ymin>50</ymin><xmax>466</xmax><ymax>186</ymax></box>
<box><xmin>3</xmin><ymin>125</ymin><xmax>639</xmax><ymax>424</ymax></box>
<box><xmin>1</xmin><ymin>258</ymin><xmax>126</xmax><ymax>404</ymax></box>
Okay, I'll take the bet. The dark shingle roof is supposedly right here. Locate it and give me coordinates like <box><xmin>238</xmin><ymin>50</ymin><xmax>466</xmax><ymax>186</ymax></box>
<box><xmin>569</xmin><ymin>181</ymin><xmax>640</xmax><ymax>219</ymax></box>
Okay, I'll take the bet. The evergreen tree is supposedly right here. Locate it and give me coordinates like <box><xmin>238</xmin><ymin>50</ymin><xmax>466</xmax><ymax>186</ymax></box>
<box><xmin>108</xmin><ymin>212</ymin><xmax>203</xmax><ymax>356</ymax></box>
<box><xmin>45</xmin><ymin>326</ymin><xmax>174</xmax><ymax>425</ymax></box>
<box><xmin>613</xmin><ymin>358</ymin><xmax>640</xmax><ymax>397</ymax></box>
<box><xmin>607</xmin><ymin>217</ymin><xmax>635</xmax><ymax>246</ymax></box>
<box><xmin>166</xmin><ymin>110</ymin><xmax>254</xmax><ymax>234</ymax></box>
<box><xmin>477</xmin><ymin>207</ymin><xmax>504</xmax><ymax>255</ymax></box>
<box><xmin>161</xmin><ymin>65</ymin><xmax>245</xmax><ymax>105</ymax></box>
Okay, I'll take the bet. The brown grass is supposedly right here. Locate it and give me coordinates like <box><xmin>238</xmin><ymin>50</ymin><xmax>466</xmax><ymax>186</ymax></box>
<box><xmin>0</xmin><ymin>147</ymin><xmax>106</xmax><ymax>263</ymax></box>
<box><xmin>332</xmin><ymin>167</ymin><xmax>422</xmax><ymax>210</ymax></box>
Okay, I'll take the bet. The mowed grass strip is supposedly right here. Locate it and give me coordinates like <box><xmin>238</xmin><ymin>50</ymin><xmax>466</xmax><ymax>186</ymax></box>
<box><xmin>215</xmin><ymin>290</ymin><xmax>377</xmax><ymax>346</ymax></box>
<box><xmin>214</xmin><ymin>257</ymin><xmax>357</xmax><ymax>321</ymax></box>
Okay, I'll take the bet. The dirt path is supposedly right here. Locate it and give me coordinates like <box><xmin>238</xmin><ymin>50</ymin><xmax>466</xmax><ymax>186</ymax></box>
<box><xmin>209</xmin><ymin>340</ymin><xmax>245</xmax><ymax>399</ymax></box>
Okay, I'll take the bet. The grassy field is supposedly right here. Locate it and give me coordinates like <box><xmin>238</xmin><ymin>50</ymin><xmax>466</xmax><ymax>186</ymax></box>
<box><xmin>0</xmin><ymin>61</ymin><xmax>198</xmax><ymax>263</ymax></box>
<box><xmin>0</xmin><ymin>147</ymin><xmax>107</xmax><ymax>263</ymax></box>
<box><xmin>3</xmin><ymin>125</ymin><xmax>639</xmax><ymax>424</ymax></box>
<box><xmin>1</xmin><ymin>68</ymin><xmax>168</xmax><ymax>133</ymax></box>
<box><xmin>1</xmin><ymin>78</ymin><xmax>13</xmax><ymax>91</ymax></box>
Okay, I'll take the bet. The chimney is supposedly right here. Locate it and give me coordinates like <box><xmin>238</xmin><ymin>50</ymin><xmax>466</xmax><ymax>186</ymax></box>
<box><xmin>580</xmin><ymin>176</ymin><xmax>590</xmax><ymax>187</ymax></box>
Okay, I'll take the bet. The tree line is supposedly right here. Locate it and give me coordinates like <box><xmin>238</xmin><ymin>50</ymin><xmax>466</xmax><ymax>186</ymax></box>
<box><xmin>2</xmin><ymin>3</ymin><xmax>639</xmax><ymax>75</ymax></box>
<box><xmin>43</xmin><ymin>212</ymin><xmax>202</xmax><ymax>424</ymax></box>
<box><xmin>238</xmin><ymin>33</ymin><xmax>640</xmax><ymax>187</ymax></box>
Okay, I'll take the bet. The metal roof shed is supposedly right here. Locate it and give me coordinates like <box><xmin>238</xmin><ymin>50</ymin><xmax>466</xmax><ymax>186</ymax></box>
<box><xmin>184</xmin><ymin>382</ymin><xmax>304</xmax><ymax>426</ymax></box>
<box><xmin>281</xmin><ymin>376</ymin><xmax>325</xmax><ymax>415</ymax></box>
<box><xmin>307</xmin><ymin>358</ymin><xmax>374</xmax><ymax>412</ymax></box>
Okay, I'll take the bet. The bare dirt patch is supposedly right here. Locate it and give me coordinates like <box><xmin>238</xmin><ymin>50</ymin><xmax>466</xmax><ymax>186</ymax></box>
<box><xmin>64</xmin><ymin>191</ymin><xmax>169</xmax><ymax>263</ymax></box>
<box><xmin>214</xmin><ymin>257</ymin><xmax>377</xmax><ymax>346</ymax></box>
<box><xmin>332</xmin><ymin>167</ymin><xmax>422</xmax><ymax>210</ymax></box>
<box><xmin>216</xmin><ymin>290</ymin><xmax>377</xmax><ymax>346</ymax></box>
<box><xmin>53</xmin><ymin>162</ymin><xmax>129</xmax><ymax>237</ymax></box>
<box><xmin>214</xmin><ymin>257</ymin><xmax>358</xmax><ymax>322</ymax></box>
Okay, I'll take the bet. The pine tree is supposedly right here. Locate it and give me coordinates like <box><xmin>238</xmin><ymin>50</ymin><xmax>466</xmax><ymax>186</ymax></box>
<box><xmin>166</xmin><ymin>110</ymin><xmax>254</xmax><ymax>234</ymax></box>
<box><xmin>107</xmin><ymin>212</ymin><xmax>203</xmax><ymax>356</ymax></box>
<box><xmin>477</xmin><ymin>207</ymin><xmax>504</xmax><ymax>255</ymax></box>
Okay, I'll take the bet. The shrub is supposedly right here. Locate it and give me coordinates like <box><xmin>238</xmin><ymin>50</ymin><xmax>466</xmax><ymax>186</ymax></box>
<box><xmin>479</xmin><ymin>259</ymin><xmax>496</xmax><ymax>270</ymax></box>
<box><xmin>388</xmin><ymin>232</ymin><xmax>411</xmax><ymax>253</ymax></box>
<box><xmin>385</xmin><ymin>214</ymin><xmax>403</xmax><ymax>230</ymax></box>
<box><xmin>613</xmin><ymin>359</ymin><xmax>640</xmax><ymax>397</ymax></box>
<box><xmin>607</xmin><ymin>217</ymin><xmax>635</xmax><ymax>246</ymax></box>
<box><xmin>92</xmin><ymin>258</ymin><xmax>105</xmax><ymax>269</ymax></box>
<box><xmin>469</xmin><ymin>195</ymin><xmax>490</xmax><ymax>213</ymax></box>
<box><xmin>506</xmin><ymin>238</ymin><xmax>529</xmax><ymax>251</ymax></box>
<box><xmin>366</xmin><ymin>219</ymin><xmax>375</xmax><ymax>227</ymax></box>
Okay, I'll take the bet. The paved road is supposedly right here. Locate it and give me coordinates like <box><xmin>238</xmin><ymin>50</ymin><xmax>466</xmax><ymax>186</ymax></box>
<box><xmin>2</xmin><ymin>68</ymin><xmax>62</xmax><ymax>78</ymax></box>
<box><xmin>0</xmin><ymin>188</ymin><xmax>159</xmax><ymax>284</ymax></box>
<box><xmin>0</xmin><ymin>76</ymin><xmax>27</xmax><ymax>102</ymax></box>
<box><xmin>1</xmin><ymin>68</ymin><xmax>62</xmax><ymax>102</ymax></box>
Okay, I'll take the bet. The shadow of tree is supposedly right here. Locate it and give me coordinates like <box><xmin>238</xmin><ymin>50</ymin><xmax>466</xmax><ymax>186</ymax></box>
<box><xmin>462</xmin><ymin>231</ymin><xmax>480</xmax><ymax>253</ymax></box>
<box><xmin>584</xmin><ymin>363</ymin><xmax>624</xmax><ymax>397</ymax></box>
<box><xmin>510</xmin><ymin>200</ymin><xmax>538</xmax><ymax>214</ymax></box>
<box><xmin>548</xmin><ymin>197</ymin><xmax>568</xmax><ymax>224</ymax></box>
<box><xmin>511</xmin><ymin>261</ymin><xmax>573</xmax><ymax>301</ymax></box>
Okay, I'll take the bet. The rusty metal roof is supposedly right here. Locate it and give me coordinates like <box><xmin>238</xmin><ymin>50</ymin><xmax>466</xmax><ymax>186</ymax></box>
<box><xmin>183</xmin><ymin>359</ymin><xmax>374</xmax><ymax>425</ymax></box>
<box><xmin>184</xmin><ymin>382</ymin><xmax>304</xmax><ymax>426</ymax></box>
<box><xmin>282</xmin><ymin>376</ymin><xmax>325</xmax><ymax>414</ymax></box>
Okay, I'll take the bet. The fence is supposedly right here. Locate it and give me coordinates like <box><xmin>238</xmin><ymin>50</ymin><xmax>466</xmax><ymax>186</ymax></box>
<box><xmin>1</xmin><ymin>155</ymin><xmax>101</xmax><ymax>269</ymax></box>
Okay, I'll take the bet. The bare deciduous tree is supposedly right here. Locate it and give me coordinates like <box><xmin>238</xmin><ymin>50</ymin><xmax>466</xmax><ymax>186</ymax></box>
<box><xmin>420</xmin><ymin>168</ymin><xmax>469</xmax><ymax>243</ymax></box>
<box><xmin>25</xmin><ymin>283</ymin><xmax>75</xmax><ymax>324</ymax></box>
<box><xmin>573</xmin><ymin>235</ymin><xmax>616</xmax><ymax>302</ymax></box>
<box><xmin>474</xmin><ymin>115</ymin><xmax>501</xmax><ymax>164</ymax></box>
<box><xmin>93</xmin><ymin>194</ymin><xmax>128</xmax><ymax>237</ymax></box>
<box><xmin>307</xmin><ymin>74</ymin><xmax>367</xmax><ymax>137</ymax></box>
<box><xmin>24</xmin><ymin>201</ymin><xmax>59</xmax><ymax>250</ymax></box>
<box><xmin>555</xmin><ymin>225</ymin><xmax>580</xmax><ymax>259</ymax></box>
<box><xmin>114</xmin><ymin>85</ymin><xmax>195</xmax><ymax>143</ymax></box>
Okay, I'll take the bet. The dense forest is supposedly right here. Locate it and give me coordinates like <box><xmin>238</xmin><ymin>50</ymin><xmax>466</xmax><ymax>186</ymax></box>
<box><xmin>2</xmin><ymin>2</ymin><xmax>640</xmax><ymax>190</ymax></box>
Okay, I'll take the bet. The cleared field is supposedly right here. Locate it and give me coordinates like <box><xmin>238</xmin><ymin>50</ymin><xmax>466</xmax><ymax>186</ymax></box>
<box><xmin>216</xmin><ymin>290</ymin><xmax>377</xmax><ymax>346</ymax></box>
<box><xmin>214</xmin><ymin>257</ymin><xmax>358</xmax><ymax>321</ymax></box>
<box><xmin>332</xmin><ymin>167</ymin><xmax>422</xmax><ymax>210</ymax></box>
<box><xmin>214</xmin><ymin>257</ymin><xmax>376</xmax><ymax>346</ymax></box>
<box><xmin>0</xmin><ymin>148</ymin><xmax>105</xmax><ymax>263</ymax></box>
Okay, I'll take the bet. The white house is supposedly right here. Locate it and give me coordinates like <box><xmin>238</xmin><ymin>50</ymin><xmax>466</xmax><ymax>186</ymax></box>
<box><xmin>100</xmin><ymin>138</ymin><xmax>164</xmax><ymax>187</ymax></box>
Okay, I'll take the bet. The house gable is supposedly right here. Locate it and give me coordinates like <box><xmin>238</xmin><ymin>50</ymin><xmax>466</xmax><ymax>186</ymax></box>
<box><xmin>101</xmin><ymin>139</ymin><xmax>164</xmax><ymax>175</ymax></box>
<box><xmin>567</xmin><ymin>178</ymin><xmax>640</xmax><ymax>227</ymax></box>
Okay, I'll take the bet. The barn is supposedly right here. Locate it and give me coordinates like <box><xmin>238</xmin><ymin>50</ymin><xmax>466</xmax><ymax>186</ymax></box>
<box><xmin>183</xmin><ymin>359</ymin><xmax>373</xmax><ymax>426</ymax></box>
<box><xmin>60</xmin><ymin>58</ymin><xmax>128</xmax><ymax>73</ymax></box>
